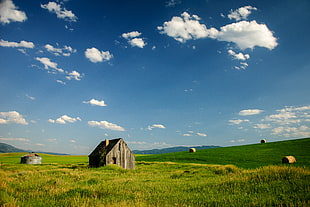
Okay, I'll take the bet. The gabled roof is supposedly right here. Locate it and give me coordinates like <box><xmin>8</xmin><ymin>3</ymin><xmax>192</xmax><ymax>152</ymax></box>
<box><xmin>89</xmin><ymin>138</ymin><xmax>122</xmax><ymax>157</ymax></box>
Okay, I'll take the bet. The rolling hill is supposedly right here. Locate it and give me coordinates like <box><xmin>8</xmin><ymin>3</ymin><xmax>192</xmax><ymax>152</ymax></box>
<box><xmin>136</xmin><ymin>138</ymin><xmax>310</xmax><ymax>169</ymax></box>
<box><xmin>133</xmin><ymin>145</ymin><xmax>220</xmax><ymax>154</ymax></box>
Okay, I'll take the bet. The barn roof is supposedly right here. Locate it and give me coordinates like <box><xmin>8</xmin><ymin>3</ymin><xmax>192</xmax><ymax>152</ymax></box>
<box><xmin>89</xmin><ymin>138</ymin><xmax>122</xmax><ymax>157</ymax></box>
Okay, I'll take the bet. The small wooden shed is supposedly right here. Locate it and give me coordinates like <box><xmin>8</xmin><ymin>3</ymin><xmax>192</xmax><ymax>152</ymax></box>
<box><xmin>21</xmin><ymin>152</ymin><xmax>42</xmax><ymax>164</ymax></box>
<box><xmin>89</xmin><ymin>138</ymin><xmax>135</xmax><ymax>169</ymax></box>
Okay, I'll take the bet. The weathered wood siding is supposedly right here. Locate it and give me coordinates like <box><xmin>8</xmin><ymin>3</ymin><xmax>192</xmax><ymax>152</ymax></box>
<box><xmin>106</xmin><ymin>140</ymin><xmax>135</xmax><ymax>169</ymax></box>
<box><xmin>89</xmin><ymin>138</ymin><xmax>135</xmax><ymax>169</ymax></box>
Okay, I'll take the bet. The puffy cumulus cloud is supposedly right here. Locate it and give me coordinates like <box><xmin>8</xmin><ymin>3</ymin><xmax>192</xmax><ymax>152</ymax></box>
<box><xmin>227</xmin><ymin>6</ymin><xmax>257</xmax><ymax>21</ymax></box>
<box><xmin>158</xmin><ymin>12</ymin><xmax>218</xmax><ymax>43</ymax></box>
<box><xmin>49</xmin><ymin>115</ymin><xmax>81</xmax><ymax>124</ymax></box>
<box><xmin>158</xmin><ymin>12</ymin><xmax>278</xmax><ymax>50</ymax></box>
<box><xmin>88</xmin><ymin>120</ymin><xmax>125</xmax><ymax>131</ymax></box>
<box><xmin>239</xmin><ymin>109</ymin><xmax>264</xmax><ymax>116</ymax></box>
<box><xmin>0</xmin><ymin>39</ymin><xmax>34</xmax><ymax>48</ymax></box>
<box><xmin>85</xmin><ymin>47</ymin><xmax>113</xmax><ymax>63</ymax></box>
<box><xmin>228</xmin><ymin>119</ymin><xmax>249</xmax><ymax>125</ymax></box>
<box><xmin>41</xmin><ymin>1</ymin><xmax>77</xmax><ymax>22</ymax></box>
<box><xmin>147</xmin><ymin>124</ymin><xmax>166</xmax><ymax>130</ymax></box>
<box><xmin>0</xmin><ymin>111</ymin><xmax>28</xmax><ymax>125</ymax></box>
<box><xmin>44</xmin><ymin>44</ymin><xmax>76</xmax><ymax>56</ymax></box>
<box><xmin>122</xmin><ymin>31</ymin><xmax>147</xmax><ymax>48</ymax></box>
<box><xmin>217</xmin><ymin>20</ymin><xmax>278</xmax><ymax>50</ymax></box>
<box><xmin>0</xmin><ymin>0</ymin><xmax>27</xmax><ymax>24</ymax></box>
<box><xmin>83</xmin><ymin>99</ymin><xmax>107</xmax><ymax>107</ymax></box>
<box><xmin>228</xmin><ymin>49</ymin><xmax>250</xmax><ymax>61</ymax></box>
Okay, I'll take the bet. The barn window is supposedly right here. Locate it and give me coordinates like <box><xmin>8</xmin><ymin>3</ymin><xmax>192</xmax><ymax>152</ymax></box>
<box><xmin>112</xmin><ymin>157</ymin><xmax>116</xmax><ymax>164</ymax></box>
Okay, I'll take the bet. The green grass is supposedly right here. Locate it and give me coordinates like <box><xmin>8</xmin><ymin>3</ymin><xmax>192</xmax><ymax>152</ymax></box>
<box><xmin>136</xmin><ymin>138</ymin><xmax>310</xmax><ymax>169</ymax></box>
<box><xmin>0</xmin><ymin>138</ymin><xmax>309</xmax><ymax>206</ymax></box>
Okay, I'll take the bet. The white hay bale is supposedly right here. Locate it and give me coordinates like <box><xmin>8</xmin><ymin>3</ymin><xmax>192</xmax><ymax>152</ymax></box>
<box><xmin>189</xmin><ymin>148</ymin><xmax>196</xmax><ymax>153</ymax></box>
<box><xmin>282</xmin><ymin>156</ymin><xmax>296</xmax><ymax>164</ymax></box>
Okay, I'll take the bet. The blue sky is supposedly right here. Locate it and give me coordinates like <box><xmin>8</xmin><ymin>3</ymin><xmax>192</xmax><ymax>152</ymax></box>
<box><xmin>0</xmin><ymin>0</ymin><xmax>309</xmax><ymax>154</ymax></box>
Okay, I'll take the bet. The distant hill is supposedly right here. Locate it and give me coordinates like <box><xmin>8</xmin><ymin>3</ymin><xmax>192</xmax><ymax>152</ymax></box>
<box><xmin>0</xmin><ymin>142</ymin><xmax>69</xmax><ymax>155</ymax></box>
<box><xmin>136</xmin><ymin>138</ymin><xmax>310</xmax><ymax>169</ymax></box>
<box><xmin>0</xmin><ymin>143</ymin><xmax>26</xmax><ymax>153</ymax></box>
<box><xmin>133</xmin><ymin>145</ymin><xmax>220</xmax><ymax>154</ymax></box>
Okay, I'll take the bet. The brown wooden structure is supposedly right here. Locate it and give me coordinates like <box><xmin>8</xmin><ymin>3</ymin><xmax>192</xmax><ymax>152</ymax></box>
<box><xmin>89</xmin><ymin>138</ymin><xmax>135</xmax><ymax>169</ymax></box>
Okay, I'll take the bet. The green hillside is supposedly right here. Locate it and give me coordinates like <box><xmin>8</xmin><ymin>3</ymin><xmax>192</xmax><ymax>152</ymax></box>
<box><xmin>136</xmin><ymin>138</ymin><xmax>310</xmax><ymax>169</ymax></box>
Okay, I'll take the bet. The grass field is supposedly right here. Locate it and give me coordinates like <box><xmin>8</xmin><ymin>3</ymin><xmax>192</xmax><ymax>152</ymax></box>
<box><xmin>0</xmin><ymin>138</ymin><xmax>309</xmax><ymax>206</ymax></box>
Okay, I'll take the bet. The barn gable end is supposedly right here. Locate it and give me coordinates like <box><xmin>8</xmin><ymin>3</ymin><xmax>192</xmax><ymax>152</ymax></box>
<box><xmin>89</xmin><ymin>138</ymin><xmax>135</xmax><ymax>169</ymax></box>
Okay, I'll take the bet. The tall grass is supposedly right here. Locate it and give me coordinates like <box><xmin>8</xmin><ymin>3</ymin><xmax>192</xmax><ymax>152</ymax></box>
<box><xmin>0</xmin><ymin>161</ymin><xmax>309</xmax><ymax>206</ymax></box>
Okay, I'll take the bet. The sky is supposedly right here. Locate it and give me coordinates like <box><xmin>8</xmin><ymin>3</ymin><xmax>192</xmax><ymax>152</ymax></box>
<box><xmin>0</xmin><ymin>0</ymin><xmax>309</xmax><ymax>155</ymax></box>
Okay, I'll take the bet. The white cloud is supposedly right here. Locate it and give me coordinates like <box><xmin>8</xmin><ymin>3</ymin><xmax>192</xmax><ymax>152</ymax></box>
<box><xmin>26</xmin><ymin>94</ymin><xmax>35</xmax><ymax>100</ymax></box>
<box><xmin>147</xmin><ymin>124</ymin><xmax>166</xmax><ymax>130</ymax></box>
<box><xmin>122</xmin><ymin>31</ymin><xmax>147</xmax><ymax>48</ymax></box>
<box><xmin>0</xmin><ymin>39</ymin><xmax>34</xmax><ymax>48</ymax></box>
<box><xmin>85</xmin><ymin>47</ymin><xmax>113</xmax><ymax>63</ymax></box>
<box><xmin>0</xmin><ymin>137</ymin><xmax>29</xmax><ymax>142</ymax></box>
<box><xmin>66</xmin><ymin>70</ymin><xmax>82</xmax><ymax>81</ymax></box>
<box><xmin>183</xmin><ymin>134</ymin><xmax>191</xmax><ymax>136</ymax></box>
<box><xmin>230</xmin><ymin>139</ymin><xmax>245</xmax><ymax>143</ymax></box>
<box><xmin>88</xmin><ymin>120</ymin><xmax>125</xmax><ymax>131</ymax></box>
<box><xmin>228</xmin><ymin>49</ymin><xmax>250</xmax><ymax>60</ymax></box>
<box><xmin>49</xmin><ymin>115</ymin><xmax>81</xmax><ymax>124</ymax></box>
<box><xmin>196</xmin><ymin>132</ymin><xmax>207</xmax><ymax>137</ymax></box>
<box><xmin>158</xmin><ymin>12</ymin><xmax>218</xmax><ymax>43</ymax></box>
<box><xmin>239</xmin><ymin>109</ymin><xmax>263</xmax><ymax>116</ymax></box>
<box><xmin>0</xmin><ymin>0</ymin><xmax>27</xmax><ymax>24</ymax></box>
<box><xmin>44</xmin><ymin>44</ymin><xmax>76</xmax><ymax>56</ymax></box>
<box><xmin>253</xmin><ymin>123</ymin><xmax>271</xmax><ymax>129</ymax></box>
<box><xmin>228</xmin><ymin>119</ymin><xmax>249</xmax><ymax>125</ymax></box>
<box><xmin>0</xmin><ymin>111</ymin><xmax>28</xmax><ymax>125</ymax></box>
<box><xmin>41</xmin><ymin>1</ymin><xmax>77</xmax><ymax>22</ymax></box>
<box><xmin>158</xmin><ymin>12</ymin><xmax>278</xmax><ymax>50</ymax></box>
<box><xmin>83</xmin><ymin>99</ymin><xmax>107</xmax><ymax>107</ymax></box>
<box><xmin>122</xmin><ymin>31</ymin><xmax>141</xmax><ymax>39</ymax></box>
<box><xmin>35</xmin><ymin>57</ymin><xmax>61</xmax><ymax>71</ymax></box>
<box><xmin>35</xmin><ymin>57</ymin><xmax>82</xmax><ymax>82</ymax></box>
<box><xmin>165</xmin><ymin>0</ymin><xmax>181</xmax><ymax>7</ymax></box>
<box><xmin>217</xmin><ymin>20</ymin><xmax>278</xmax><ymax>50</ymax></box>
<box><xmin>227</xmin><ymin>6</ymin><xmax>257</xmax><ymax>21</ymax></box>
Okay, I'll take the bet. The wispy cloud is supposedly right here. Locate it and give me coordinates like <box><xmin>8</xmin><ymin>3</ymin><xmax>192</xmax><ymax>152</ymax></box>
<box><xmin>147</xmin><ymin>124</ymin><xmax>166</xmax><ymax>130</ymax></box>
<box><xmin>0</xmin><ymin>0</ymin><xmax>27</xmax><ymax>24</ymax></box>
<box><xmin>0</xmin><ymin>137</ymin><xmax>30</xmax><ymax>142</ymax></box>
<box><xmin>44</xmin><ymin>44</ymin><xmax>76</xmax><ymax>56</ymax></box>
<box><xmin>228</xmin><ymin>119</ymin><xmax>249</xmax><ymax>125</ymax></box>
<box><xmin>239</xmin><ymin>109</ymin><xmax>264</xmax><ymax>116</ymax></box>
<box><xmin>35</xmin><ymin>57</ymin><xmax>82</xmax><ymax>82</ymax></box>
<box><xmin>41</xmin><ymin>1</ymin><xmax>77</xmax><ymax>22</ymax></box>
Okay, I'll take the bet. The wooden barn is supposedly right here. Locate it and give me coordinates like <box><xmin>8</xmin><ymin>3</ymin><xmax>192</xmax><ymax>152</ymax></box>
<box><xmin>89</xmin><ymin>138</ymin><xmax>135</xmax><ymax>169</ymax></box>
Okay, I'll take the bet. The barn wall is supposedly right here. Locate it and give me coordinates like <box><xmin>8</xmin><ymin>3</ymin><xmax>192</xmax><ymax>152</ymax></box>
<box><xmin>106</xmin><ymin>140</ymin><xmax>135</xmax><ymax>169</ymax></box>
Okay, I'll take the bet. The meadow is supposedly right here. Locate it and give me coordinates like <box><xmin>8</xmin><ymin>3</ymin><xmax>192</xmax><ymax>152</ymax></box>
<box><xmin>0</xmin><ymin>138</ymin><xmax>309</xmax><ymax>206</ymax></box>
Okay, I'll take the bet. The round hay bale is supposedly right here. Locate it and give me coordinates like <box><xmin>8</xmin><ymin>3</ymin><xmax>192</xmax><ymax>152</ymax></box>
<box><xmin>260</xmin><ymin>139</ymin><xmax>267</xmax><ymax>143</ymax></box>
<box><xmin>189</xmin><ymin>148</ymin><xmax>196</xmax><ymax>153</ymax></box>
<box><xmin>282</xmin><ymin>156</ymin><xmax>296</xmax><ymax>164</ymax></box>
